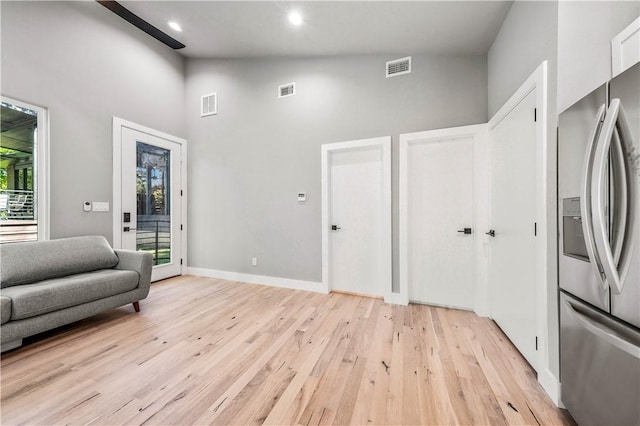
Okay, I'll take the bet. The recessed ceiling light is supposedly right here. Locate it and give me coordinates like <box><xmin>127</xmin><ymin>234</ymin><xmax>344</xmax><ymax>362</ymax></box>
<box><xmin>288</xmin><ymin>12</ymin><xmax>303</xmax><ymax>26</ymax></box>
<box><xmin>168</xmin><ymin>21</ymin><xmax>182</xmax><ymax>32</ymax></box>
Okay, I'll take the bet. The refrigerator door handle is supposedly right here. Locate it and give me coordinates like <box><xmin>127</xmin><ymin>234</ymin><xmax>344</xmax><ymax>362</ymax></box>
<box><xmin>591</xmin><ymin>99</ymin><xmax>638</xmax><ymax>295</ymax></box>
<box><xmin>610</xmin><ymin>129</ymin><xmax>627</xmax><ymax>269</ymax></box>
<box><xmin>581</xmin><ymin>103</ymin><xmax>607</xmax><ymax>291</ymax></box>
<box><xmin>612</xmin><ymin>101</ymin><xmax>638</xmax><ymax>293</ymax></box>
<box><xmin>563</xmin><ymin>300</ymin><xmax>640</xmax><ymax>358</ymax></box>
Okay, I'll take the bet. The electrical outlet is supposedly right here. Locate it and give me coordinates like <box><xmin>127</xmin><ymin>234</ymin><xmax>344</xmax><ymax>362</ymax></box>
<box><xmin>252</xmin><ymin>257</ymin><xmax>257</xmax><ymax>266</ymax></box>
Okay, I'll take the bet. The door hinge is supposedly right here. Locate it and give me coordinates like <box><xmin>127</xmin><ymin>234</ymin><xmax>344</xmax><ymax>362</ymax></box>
<box><xmin>534</xmin><ymin>222</ymin><xmax>537</xmax><ymax>236</ymax></box>
<box><xmin>180</xmin><ymin>258</ymin><xmax>183</xmax><ymax>265</ymax></box>
<box><xmin>534</xmin><ymin>108</ymin><xmax>537</xmax><ymax>122</ymax></box>
<box><xmin>180</xmin><ymin>190</ymin><xmax>183</xmax><ymax>196</ymax></box>
<box><xmin>180</xmin><ymin>224</ymin><xmax>183</xmax><ymax>231</ymax></box>
<box><xmin>535</xmin><ymin>336</ymin><xmax>538</xmax><ymax>350</ymax></box>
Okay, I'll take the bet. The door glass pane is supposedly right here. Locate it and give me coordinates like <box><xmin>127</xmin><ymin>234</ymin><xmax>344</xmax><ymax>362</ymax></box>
<box><xmin>0</xmin><ymin>102</ymin><xmax>38</xmax><ymax>243</ymax></box>
<box><xmin>136</xmin><ymin>142</ymin><xmax>170</xmax><ymax>265</ymax></box>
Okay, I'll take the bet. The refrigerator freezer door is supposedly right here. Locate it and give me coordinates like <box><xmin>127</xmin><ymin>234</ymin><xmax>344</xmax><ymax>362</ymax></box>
<box><xmin>558</xmin><ymin>84</ymin><xmax>609</xmax><ymax>312</ymax></box>
<box><xmin>609</xmin><ymin>63</ymin><xmax>640</xmax><ymax>328</ymax></box>
<box><xmin>560</xmin><ymin>292</ymin><xmax>640</xmax><ymax>426</ymax></box>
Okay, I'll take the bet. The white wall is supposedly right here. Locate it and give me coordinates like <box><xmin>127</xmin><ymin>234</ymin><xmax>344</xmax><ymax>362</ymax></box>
<box><xmin>488</xmin><ymin>1</ymin><xmax>558</xmax><ymax>118</ymax></box>
<box><xmin>558</xmin><ymin>1</ymin><xmax>640</xmax><ymax>112</ymax></box>
<box><xmin>0</xmin><ymin>1</ymin><xmax>185</xmax><ymax>242</ymax></box>
<box><xmin>186</xmin><ymin>54</ymin><xmax>488</xmax><ymax>289</ymax></box>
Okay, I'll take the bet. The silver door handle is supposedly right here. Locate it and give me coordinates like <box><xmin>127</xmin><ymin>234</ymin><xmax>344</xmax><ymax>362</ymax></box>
<box><xmin>610</xmin><ymin>129</ymin><xmax>627</xmax><ymax>266</ymax></box>
<box><xmin>563</xmin><ymin>300</ymin><xmax>640</xmax><ymax>358</ymax></box>
<box><xmin>609</xmin><ymin>101</ymin><xmax>637</xmax><ymax>294</ymax></box>
<box><xmin>616</xmin><ymin>102</ymin><xmax>638</xmax><ymax>293</ymax></box>
<box><xmin>591</xmin><ymin>101</ymin><xmax>618</xmax><ymax>292</ymax></box>
<box><xmin>591</xmin><ymin>100</ymin><xmax>637</xmax><ymax>295</ymax></box>
<box><xmin>123</xmin><ymin>227</ymin><xmax>137</xmax><ymax>232</ymax></box>
<box><xmin>580</xmin><ymin>103</ymin><xmax>607</xmax><ymax>291</ymax></box>
<box><xmin>485</xmin><ymin>230</ymin><xmax>495</xmax><ymax>237</ymax></box>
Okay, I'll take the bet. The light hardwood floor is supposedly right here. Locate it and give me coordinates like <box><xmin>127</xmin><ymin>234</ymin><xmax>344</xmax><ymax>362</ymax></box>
<box><xmin>0</xmin><ymin>275</ymin><xmax>575</xmax><ymax>425</ymax></box>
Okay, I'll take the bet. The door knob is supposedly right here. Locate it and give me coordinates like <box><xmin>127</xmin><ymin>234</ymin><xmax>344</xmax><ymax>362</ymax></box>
<box><xmin>486</xmin><ymin>229</ymin><xmax>495</xmax><ymax>237</ymax></box>
<box><xmin>331</xmin><ymin>225</ymin><xmax>341</xmax><ymax>231</ymax></box>
<box><xmin>457</xmin><ymin>228</ymin><xmax>472</xmax><ymax>235</ymax></box>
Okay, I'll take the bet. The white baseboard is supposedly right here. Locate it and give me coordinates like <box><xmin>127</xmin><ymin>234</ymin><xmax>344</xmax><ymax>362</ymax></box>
<box><xmin>538</xmin><ymin>368</ymin><xmax>562</xmax><ymax>407</ymax></box>
<box><xmin>473</xmin><ymin>304</ymin><xmax>491</xmax><ymax>318</ymax></box>
<box><xmin>384</xmin><ymin>293</ymin><xmax>408</xmax><ymax>306</ymax></box>
<box><xmin>187</xmin><ymin>267</ymin><xmax>327</xmax><ymax>294</ymax></box>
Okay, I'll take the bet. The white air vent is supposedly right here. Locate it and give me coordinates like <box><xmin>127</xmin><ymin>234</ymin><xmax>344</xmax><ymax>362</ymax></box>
<box><xmin>386</xmin><ymin>56</ymin><xmax>412</xmax><ymax>78</ymax></box>
<box><xmin>201</xmin><ymin>92</ymin><xmax>217</xmax><ymax>117</ymax></box>
<box><xmin>278</xmin><ymin>82</ymin><xmax>296</xmax><ymax>98</ymax></box>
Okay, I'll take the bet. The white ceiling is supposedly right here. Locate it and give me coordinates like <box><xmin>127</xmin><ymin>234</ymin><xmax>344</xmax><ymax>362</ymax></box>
<box><xmin>120</xmin><ymin>1</ymin><xmax>513</xmax><ymax>58</ymax></box>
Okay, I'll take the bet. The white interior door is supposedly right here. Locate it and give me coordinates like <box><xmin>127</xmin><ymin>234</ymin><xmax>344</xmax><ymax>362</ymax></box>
<box><xmin>489</xmin><ymin>89</ymin><xmax>538</xmax><ymax>369</ymax></box>
<box><xmin>119</xmin><ymin>125</ymin><xmax>184</xmax><ymax>282</ymax></box>
<box><xmin>322</xmin><ymin>137</ymin><xmax>391</xmax><ymax>297</ymax></box>
<box><xmin>407</xmin><ymin>136</ymin><xmax>475</xmax><ymax>309</ymax></box>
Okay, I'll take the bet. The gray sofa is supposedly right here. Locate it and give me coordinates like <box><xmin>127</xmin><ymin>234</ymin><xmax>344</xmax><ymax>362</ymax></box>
<box><xmin>1</xmin><ymin>235</ymin><xmax>152</xmax><ymax>352</ymax></box>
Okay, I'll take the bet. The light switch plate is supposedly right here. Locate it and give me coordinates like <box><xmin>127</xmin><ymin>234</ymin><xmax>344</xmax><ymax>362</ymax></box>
<box><xmin>92</xmin><ymin>201</ymin><xmax>110</xmax><ymax>212</ymax></box>
<box><xmin>297</xmin><ymin>192</ymin><xmax>306</xmax><ymax>202</ymax></box>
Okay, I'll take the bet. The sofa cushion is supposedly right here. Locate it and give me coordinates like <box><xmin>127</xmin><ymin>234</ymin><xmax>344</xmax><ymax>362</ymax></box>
<box><xmin>0</xmin><ymin>236</ymin><xmax>119</xmax><ymax>288</ymax></box>
<box><xmin>1</xmin><ymin>296</ymin><xmax>11</xmax><ymax>324</ymax></box>
<box><xmin>2</xmin><ymin>269</ymin><xmax>139</xmax><ymax>321</ymax></box>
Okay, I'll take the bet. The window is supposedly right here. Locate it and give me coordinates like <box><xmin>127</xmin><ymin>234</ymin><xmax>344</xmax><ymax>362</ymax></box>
<box><xmin>136</xmin><ymin>141</ymin><xmax>171</xmax><ymax>265</ymax></box>
<box><xmin>0</xmin><ymin>97</ymin><xmax>49</xmax><ymax>243</ymax></box>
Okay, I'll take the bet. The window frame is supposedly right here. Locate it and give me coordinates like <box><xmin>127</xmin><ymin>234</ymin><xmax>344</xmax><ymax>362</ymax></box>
<box><xmin>1</xmin><ymin>96</ymin><xmax>50</xmax><ymax>241</ymax></box>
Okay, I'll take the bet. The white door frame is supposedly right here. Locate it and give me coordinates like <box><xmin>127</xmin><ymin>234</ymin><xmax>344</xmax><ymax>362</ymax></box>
<box><xmin>112</xmin><ymin>117</ymin><xmax>188</xmax><ymax>275</ymax></box>
<box><xmin>399</xmin><ymin>124</ymin><xmax>489</xmax><ymax>312</ymax></box>
<box><xmin>488</xmin><ymin>61</ymin><xmax>558</xmax><ymax>403</ymax></box>
<box><xmin>321</xmin><ymin>136</ymin><xmax>392</xmax><ymax>299</ymax></box>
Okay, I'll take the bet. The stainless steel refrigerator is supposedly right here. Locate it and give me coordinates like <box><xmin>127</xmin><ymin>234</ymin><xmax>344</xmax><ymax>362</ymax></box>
<box><xmin>558</xmin><ymin>62</ymin><xmax>639</xmax><ymax>426</ymax></box>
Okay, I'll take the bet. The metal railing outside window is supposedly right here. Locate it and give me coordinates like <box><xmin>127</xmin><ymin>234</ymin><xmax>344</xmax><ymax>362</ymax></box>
<box><xmin>136</xmin><ymin>216</ymin><xmax>171</xmax><ymax>265</ymax></box>
<box><xmin>0</xmin><ymin>189</ymin><xmax>35</xmax><ymax>221</ymax></box>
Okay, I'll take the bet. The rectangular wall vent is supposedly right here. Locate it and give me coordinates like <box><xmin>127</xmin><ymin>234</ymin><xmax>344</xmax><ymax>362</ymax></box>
<box><xmin>386</xmin><ymin>56</ymin><xmax>412</xmax><ymax>78</ymax></box>
<box><xmin>201</xmin><ymin>92</ymin><xmax>217</xmax><ymax>117</ymax></box>
<box><xmin>278</xmin><ymin>82</ymin><xmax>296</xmax><ymax>98</ymax></box>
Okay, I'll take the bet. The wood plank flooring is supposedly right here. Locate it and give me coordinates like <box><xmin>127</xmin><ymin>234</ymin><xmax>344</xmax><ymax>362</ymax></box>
<box><xmin>0</xmin><ymin>275</ymin><xmax>575</xmax><ymax>425</ymax></box>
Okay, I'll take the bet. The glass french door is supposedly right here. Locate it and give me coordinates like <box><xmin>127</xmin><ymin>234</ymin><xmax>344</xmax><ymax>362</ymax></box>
<box><xmin>121</xmin><ymin>126</ymin><xmax>182</xmax><ymax>281</ymax></box>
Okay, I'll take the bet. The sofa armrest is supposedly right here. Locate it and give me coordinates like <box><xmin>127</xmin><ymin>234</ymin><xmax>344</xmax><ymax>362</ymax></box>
<box><xmin>113</xmin><ymin>250</ymin><xmax>152</xmax><ymax>295</ymax></box>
